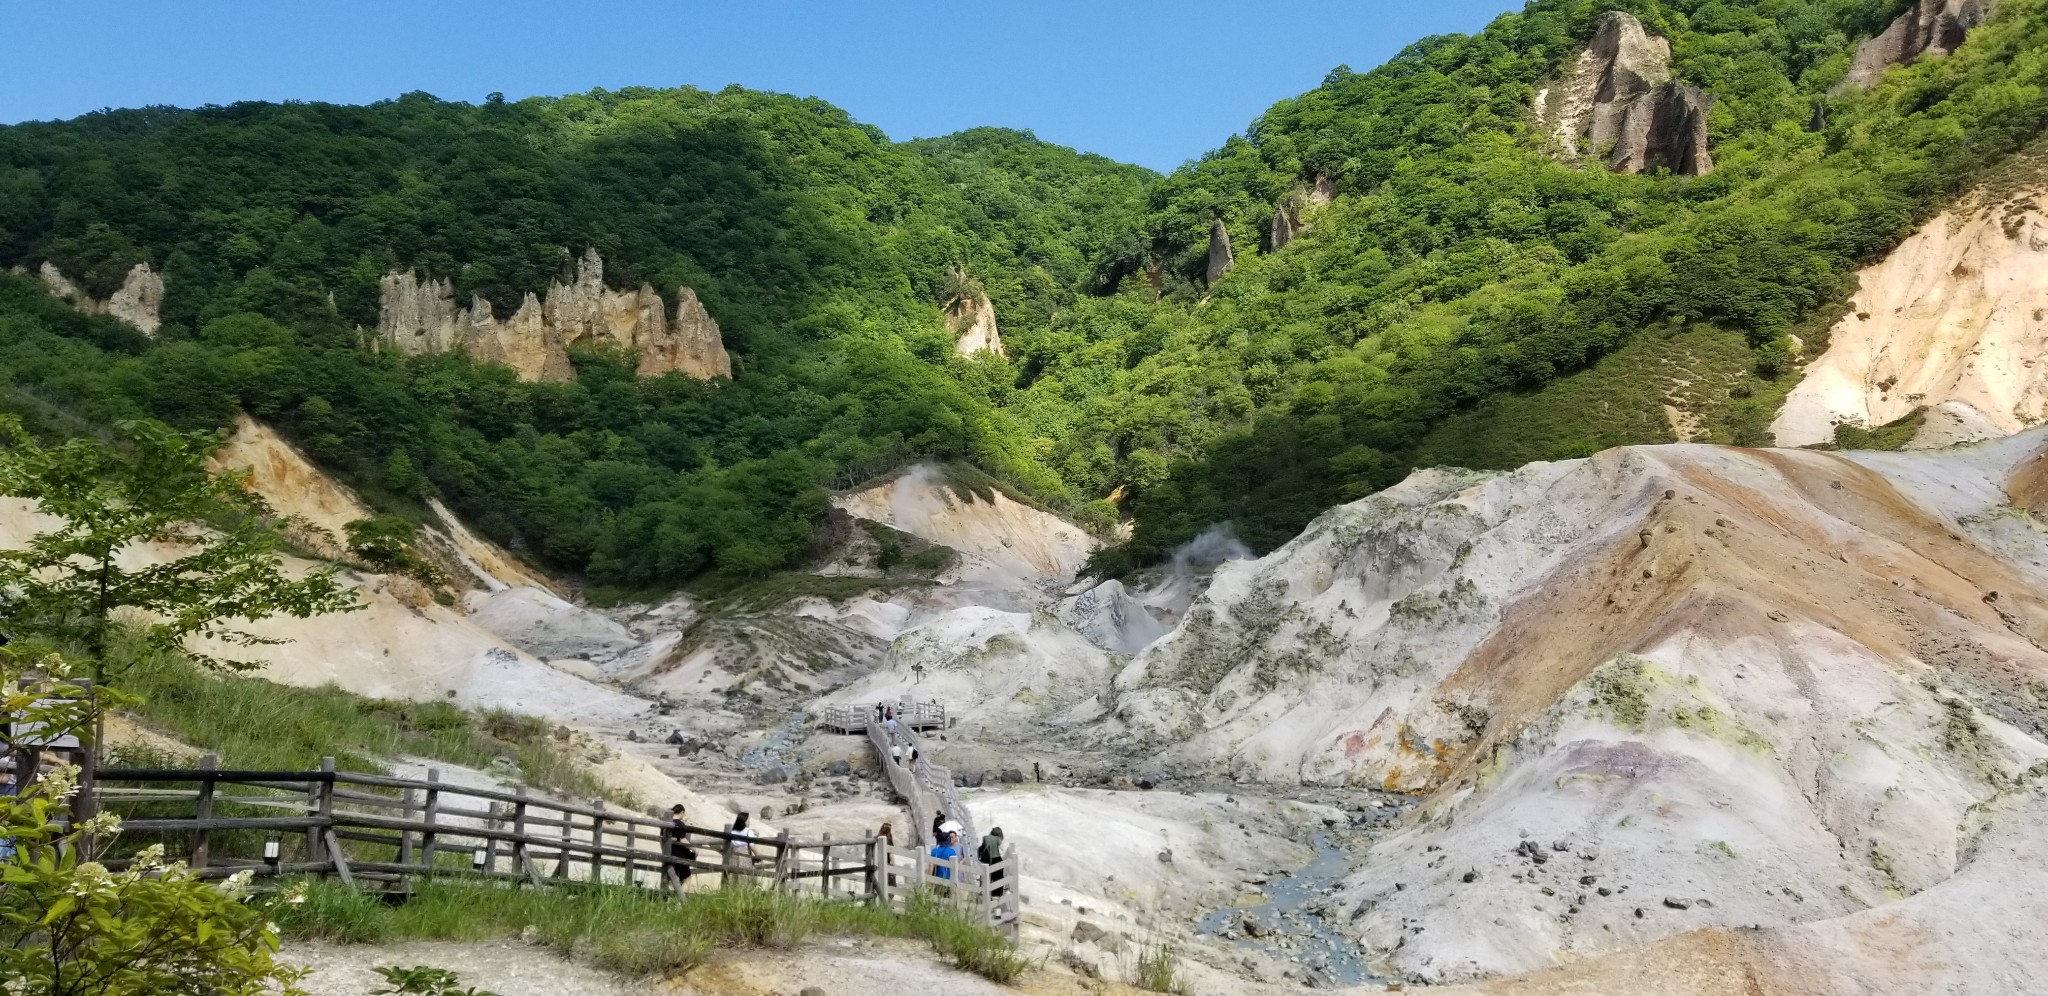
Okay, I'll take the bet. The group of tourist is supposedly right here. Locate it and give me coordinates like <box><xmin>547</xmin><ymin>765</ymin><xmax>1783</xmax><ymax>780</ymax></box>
<box><xmin>659</xmin><ymin>804</ymin><xmax>1007</xmax><ymax>897</ymax></box>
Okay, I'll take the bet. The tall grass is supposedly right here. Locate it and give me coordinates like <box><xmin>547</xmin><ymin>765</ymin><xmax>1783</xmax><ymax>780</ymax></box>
<box><xmin>111</xmin><ymin>633</ymin><xmax>613</xmax><ymax>803</ymax></box>
<box><xmin>1132</xmin><ymin>936</ymin><xmax>1186</xmax><ymax>994</ymax></box>
<box><xmin>273</xmin><ymin>880</ymin><xmax>1029</xmax><ymax>983</ymax></box>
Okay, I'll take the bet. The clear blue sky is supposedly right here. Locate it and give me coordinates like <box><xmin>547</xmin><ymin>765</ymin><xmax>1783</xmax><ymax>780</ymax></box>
<box><xmin>1</xmin><ymin>1</ymin><xmax>1525</xmax><ymax>173</ymax></box>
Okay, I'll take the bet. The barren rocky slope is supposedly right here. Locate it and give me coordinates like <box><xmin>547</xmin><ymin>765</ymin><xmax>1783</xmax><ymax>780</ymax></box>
<box><xmin>1775</xmin><ymin>167</ymin><xmax>2048</xmax><ymax>448</ymax></box>
<box><xmin>1081</xmin><ymin>429</ymin><xmax>2048</xmax><ymax>988</ymax></box>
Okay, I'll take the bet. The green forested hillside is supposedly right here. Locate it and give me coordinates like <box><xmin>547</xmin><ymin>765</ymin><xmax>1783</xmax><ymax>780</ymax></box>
<box><xmin>3</xmin><ymin>0</ymin><xmax>2045</xmax><ymax>586</ymax></box>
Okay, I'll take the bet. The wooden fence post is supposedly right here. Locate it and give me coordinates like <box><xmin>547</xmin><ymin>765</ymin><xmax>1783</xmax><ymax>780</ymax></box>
<box><xmin>419</xmin><ymin>769</ymin><xmax>442</xmax><ymax>872</ymax></box>
<box><xmin>589</xmin><ymin>807</ymin><xmax>605</xmax><ymax>884</ymax></box>
<box><xmin>397</xmin><ymin>786</ymin><xmax>417</xmax><ymax>870</ymax></box>
<box><xmin>771</xmin><ymin>829</ymin><xmax>792</xmax><ymax>889</ymax></box>
<box><xmin>191</xmin><ymin>754</ymin><xmax>218</xmax><ymax>870</ymax></box>
<box><xmin>512</xmin><ymin>787</ymin><xmax>539</xmax><ymax>886</ymax></box>
<box><xmin>306</xmin><ymin>756</ymin><xmax>334</xmax><ymax>873</ymax></box>
<box><xmin>818</xmin><ymin>833</ymin><xmax>833</xmax><ymax>898</ymax></box>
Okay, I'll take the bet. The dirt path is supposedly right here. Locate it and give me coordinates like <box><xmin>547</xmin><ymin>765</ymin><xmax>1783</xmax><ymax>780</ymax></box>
<box><xmin>285</xmin><ymin>937</ymin><xmax>1151</xmax><ymax>996</ymax></box>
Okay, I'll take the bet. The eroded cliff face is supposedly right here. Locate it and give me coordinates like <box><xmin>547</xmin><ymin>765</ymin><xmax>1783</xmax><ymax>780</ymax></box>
<box><xmin>377</xmin><ymin>248</ymin><xmax>731</xmax><ymax>382</ymax></box>
<box><xmin>1774</xmin><ymin>183</ymin><xmax>2048</xmax><ymax>447</ymax></box>
<box><xmin>36</xmin><ymin>261</ymin><xmax>163</xmax><ymax>334</ymax></box>
<box><xmin>1535</xmin><ymin>11</ymin><xmax>1715</xmax><ymax>176</ymax></box>
<box><xmin>945</xmin><ymin>288</ymin><xmax>1005</xmax><ymax>358</ymax></box>
<box><xmin>1845</xmin><ymin>0</ymin><xmax>1994</xmax><ymax>89</ymax></box>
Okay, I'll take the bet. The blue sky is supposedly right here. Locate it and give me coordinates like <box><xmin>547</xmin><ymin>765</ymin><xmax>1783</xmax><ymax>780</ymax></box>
<box><xmin>1</xmin><ymin>1</ymin><xmax>1525</xmax><ymax>172</ymax></box>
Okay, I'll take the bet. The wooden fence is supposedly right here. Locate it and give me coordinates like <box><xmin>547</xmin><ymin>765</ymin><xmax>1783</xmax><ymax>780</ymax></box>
<box><xmin>84</xmin><ymin>756</ymin><xmax>1018</xmax><ymax>929</ymax></box>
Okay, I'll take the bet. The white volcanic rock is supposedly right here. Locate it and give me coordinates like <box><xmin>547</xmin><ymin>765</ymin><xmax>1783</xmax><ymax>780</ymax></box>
<box><xmin>1058</xmin><ymin>579</ymin><xmax>1174</xmax><ymax>654</ymax></box>
<box><xmin>833</xmin><ymin>465</ymin><xmax>1096</xmax><ymax>582</ymax></box>
<box><xmin>821</xmin><ymin>604</ymin><xmax>1114</xmax><ymax>729</ymax></box>
<box><xmin>1094</xmin><ymin>435</ymin><xmax>2048</xmax><ymax>982</ymax></box>
<box><xmin>1775</xmin><ymin>185</ymin><xmax>2048</xmax><ymax>447</ymax></box>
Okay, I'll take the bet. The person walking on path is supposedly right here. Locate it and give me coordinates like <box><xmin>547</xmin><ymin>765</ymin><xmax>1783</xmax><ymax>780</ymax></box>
<box><xmin>977</xmin><ymin>827</ymin><xmax>1007</xmax><ymax>898</ymax></box>
<box><xmin>724</xmin><ymin>810</ymin><xmax>756</xmax><ymax>884</ymax></box>
<box><xmin>668</xmin><ymin>803</ymin><xmax>697</xmax><ymax>886</ymax></box>
<box><xmin>931</xmin><ymin>809</ymin><xmax>946</xmax><ymax>841</ymax></box>
<box><xmin>930</xmin><ymin>830</ymin><xmax>958</xmax><ymax>885</ymax></box>
<box><xmin>878</xmin><ymin>821</ymin><xmax>898</xmax><ymax>889</ymax></box>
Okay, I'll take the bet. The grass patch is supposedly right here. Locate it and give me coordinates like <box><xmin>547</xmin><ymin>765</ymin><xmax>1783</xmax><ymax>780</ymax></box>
<box><xmin>1824</xmin><ymin>406</ymin><xmax>1927</xmax><ymax>451</ymax></box>
<box><xmin>1415</xmin><ymin>323</ymin><xmax>1777</xmax><ymax>467</ymax></box>
<box><xmin>273</xmin><ymin>880</ymin><xmax>1029</xmax><ymax>984</ymax></box>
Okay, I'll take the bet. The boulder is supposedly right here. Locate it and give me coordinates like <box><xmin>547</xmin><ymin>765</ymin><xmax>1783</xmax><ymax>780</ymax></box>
<box><xmin>999</xmin><ymin>767</ymin><xmax>1024</xmax><ymax>784</ymax></box>
<box><xmin>1205</xmin><ymin>220</ymin><xmax>1235</xmax><ymax>284</ymax></box>
<box><xmin>825</xmin><ymin>759</ymin><xmax>853</xmax><ymax>777</ymax></box>
<box><xmin>1071</xmin><ymin>920</ymin><xmax>1107</xmax><ymax>944</ymax></box>
<box><xmin>1845</xmin><ymin>0</ymin><xmax>1993</xmax><ymax>89</ymax></box>
<box><xmin>955</xmin><ymin>770</ymin><xmax>986</xmax><ymax>788</ymax></box>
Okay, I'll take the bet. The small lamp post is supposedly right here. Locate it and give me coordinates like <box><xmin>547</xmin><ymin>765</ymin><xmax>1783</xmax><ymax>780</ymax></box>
<box><xmin>262</xmin><ymin>837</ymin><xmax>281</xmax><ymax>873</ymax></box>
<box><xmin>472</xmin><ymin>847</ymin><xmax>487</xmax><ymax>873</ymax></box>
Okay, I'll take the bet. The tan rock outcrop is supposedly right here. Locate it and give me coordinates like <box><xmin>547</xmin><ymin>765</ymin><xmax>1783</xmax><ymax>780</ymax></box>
<box><xmin>945</xmin><ymin>288</ymin><xmax>1005</xmax><ymax>358</ymax></box>
<box><xmin>1269</xmin><ymin>174</ymin><xmax>1338</xmax><ymax>251</ymax></box>
<box><xmin>1535</xmin><ymin>11</ymin><xmax>1714</xmax><ymax>176</ymax></box>
<box><xmin>1269</xmin><ymin>195</ymin><xmax>1305</xmax><ymax>250</ymax></box>
<box><xmin>1845</xmin><ymin>0</ymin><xmax>1993</xmax><ymax>89</ymax></box>
<box><xmin>376</xmin><ymin>248</ymin><xmax>730</xmax><ymax>382</ymax></box>
<box><xmin>38</xmin><ymin>261</ymin><xmax>163</xmax><ymax>335</ymax></box>
<box><xmin>1774</xmin><ymin>185</ymin><xmax>2048</xmax><ymax>447</ymax></box>
<box><xmin>1204</xmin><ymin>220</ymin><xmax>1235</xmax><ymax>284</ymax></box>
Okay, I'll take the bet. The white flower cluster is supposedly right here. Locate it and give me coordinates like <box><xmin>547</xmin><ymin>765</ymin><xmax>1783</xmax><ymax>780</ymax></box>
<box><xmin>66</xmin><ymin>861</ymin><xmax>111</xmax><ymax>898</ymax></box>
<box><xmin>281</xmin><ymin>880</ymin><xmax>310</xmax><ymax>906</ymax></box>
<box><xmin>34</xmin><ymin>765</ymin><xmax>80</xmax><ymax>801</ymax></box>
<box><xmin>77</xmin><ymin>811</ymin><xmax>122</xmax><ymax>836</ymax></box>
<box><xmin>218</xmin><ymin>868</ymin><xmax>255</xmax><ymax>899</ymax></box>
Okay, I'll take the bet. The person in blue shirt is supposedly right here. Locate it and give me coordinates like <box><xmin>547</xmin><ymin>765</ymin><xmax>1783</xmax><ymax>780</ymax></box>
<box><xmin>930</xmin><ymin>830</ymin><xmax>957</xmax><ymax>882</ymax></box>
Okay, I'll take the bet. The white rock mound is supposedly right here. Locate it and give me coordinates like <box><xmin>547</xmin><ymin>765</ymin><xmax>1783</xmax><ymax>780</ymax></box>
<box><xmin>833</xmin><ymin>465</ymin><xmax>1095</xmax><ymax>582</ymax></box>
<box><xmin>1097</xmin><ymin>435</ymin><xmax>2048</xmax><ymax>983</ymax></box>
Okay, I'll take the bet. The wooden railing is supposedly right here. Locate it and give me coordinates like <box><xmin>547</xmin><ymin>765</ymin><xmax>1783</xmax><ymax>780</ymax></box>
<box><xmin>84</xmin><ymin>755</ymin><xmax>1016</xmax><ymax>927</ymax></box>
<box><xmin>817</xmin><ymin>699</ymin><xmax>946</xmax><ymax>734</ymax></box>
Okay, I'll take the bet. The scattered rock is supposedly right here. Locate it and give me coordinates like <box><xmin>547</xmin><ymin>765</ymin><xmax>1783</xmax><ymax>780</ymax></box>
<box><xmin>1663</xmin><ymin>897</ymin><xmax>1692</xmax><ymax>910</ymax></box>
<box><xmin>1157</xmin><ymin>848</ymin><xmax>1174</xmax><ymax>864</ymax></box>
<box><xmin>824</xmin><ymin>759</ymin><xmax>852</xmax><ymax>777</ymax></box>
<box><xmin>1072</xmin><ymin>921</ymin><xmax>1107</xmax><ymax>944</ymax></box>
<box><xmin>1000</xmin><ymin>767</ymin><xmax>1025</xmax><ymax>784</ymax></box>
<box><xmin>1461</xmin><ymin>869</ymin><xmax>1481</xmax><ymax>883</ymax></box>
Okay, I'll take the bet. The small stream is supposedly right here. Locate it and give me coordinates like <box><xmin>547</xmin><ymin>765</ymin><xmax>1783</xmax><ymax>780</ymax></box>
<box><xmin>1195</xmin><ymin>834</ymin><xmax>1379</xmax><ymax>987</ymax></box>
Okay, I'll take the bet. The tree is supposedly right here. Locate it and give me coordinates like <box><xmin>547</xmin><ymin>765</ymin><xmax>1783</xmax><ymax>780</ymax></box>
<box><xmin>0</xmin><ymin>417</ymin><xmax>360</xmax><ymax>682</ymax></box>
<box><xmin>0</xmin><ymin>649</ymin><xmax>309</xmax><ymax>995</ymax></box>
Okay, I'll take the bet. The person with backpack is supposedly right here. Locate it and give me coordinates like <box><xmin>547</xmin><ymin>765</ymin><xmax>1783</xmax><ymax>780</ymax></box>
<box><xmin>977</xmin><ymin>826</ymin><xmax>1007</xmax><ymax>898</ymax></box>
<box><xmin>931</xmin><ymin>809</ymin><xmax>946</xmax><ymax>840</ymax></box>
<box><xmin>668</xmin><ymin>803</ymin><xmax>697</xmax><ymax>886</ymax></box>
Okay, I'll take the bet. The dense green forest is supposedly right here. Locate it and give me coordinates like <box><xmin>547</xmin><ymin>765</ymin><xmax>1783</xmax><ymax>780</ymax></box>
<box><xmin>3</xmin><ymin>0</ymin><xmax>2045</xmax><ymax>586</ymax></box>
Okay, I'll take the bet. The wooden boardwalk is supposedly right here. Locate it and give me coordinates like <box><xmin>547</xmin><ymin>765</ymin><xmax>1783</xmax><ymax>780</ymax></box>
<box><xmin>838</xmin><ymin>700</ymin><xmax>1018</xmax><ymax>931</ymax></box>
<box><xmin>81</xmin><ymin>752</ymin><xmax>1019</xmax><ymax>928</ymax></box>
